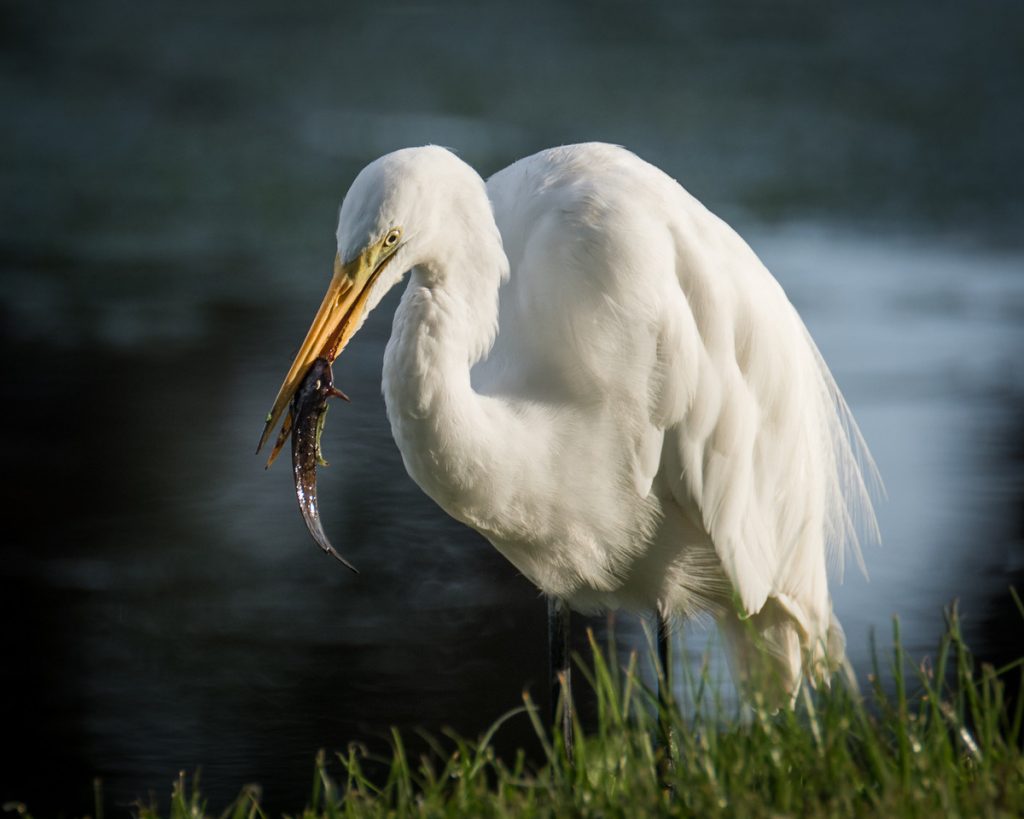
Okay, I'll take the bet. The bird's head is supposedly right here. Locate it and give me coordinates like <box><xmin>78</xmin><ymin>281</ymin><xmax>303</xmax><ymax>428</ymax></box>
<box><xmin>257</xmin><ymin>146</ymin><xmax>488</xmax><ymax>463</ymax></box>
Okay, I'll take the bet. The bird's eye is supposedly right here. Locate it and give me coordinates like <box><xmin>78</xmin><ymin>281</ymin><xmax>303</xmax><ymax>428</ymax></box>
<box><xmin>383</xmin><ymin>228</ymin><xmax>401</xmax><ymax>248</ymax></box>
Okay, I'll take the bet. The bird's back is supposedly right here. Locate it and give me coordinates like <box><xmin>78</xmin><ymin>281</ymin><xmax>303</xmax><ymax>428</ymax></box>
<box><xmin>476</xmin><ymin>143</ymin><xmax>879</xmax><ymax>690</ymax></box>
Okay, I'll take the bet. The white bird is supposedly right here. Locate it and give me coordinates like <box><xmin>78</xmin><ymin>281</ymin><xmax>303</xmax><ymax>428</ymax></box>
<box><xmin>258</xmin><ymin>143</ymin><xmax>880</xmax><ymax>734</ymax></box>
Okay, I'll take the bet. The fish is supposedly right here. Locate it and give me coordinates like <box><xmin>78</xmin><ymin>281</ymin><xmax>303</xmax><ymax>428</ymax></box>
<box><xmin>269</xmin><ymin>356</ymin><xmax>357</xmax><ymax>573</ymax></box>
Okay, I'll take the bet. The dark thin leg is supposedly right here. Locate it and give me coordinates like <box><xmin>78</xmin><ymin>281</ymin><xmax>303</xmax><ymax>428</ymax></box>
<box><xmin>657</xmin><ymin>610</ymin><xmax>676</xmax><ymax>777</ymax></box>
<box><xmin>548</xmin><ymin>596</ymin><xmax>574</xmax><ymax>762</ymax></box>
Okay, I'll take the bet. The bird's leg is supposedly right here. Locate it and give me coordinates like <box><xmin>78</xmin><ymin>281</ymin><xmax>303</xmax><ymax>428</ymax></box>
<box><xmin>548</xmin><ymin>596</ymin><xmax>574</xmax><ymax>762</ymax></box>
<box><xmin>657</xmin><ymin>609</ymin><xmax>676</xmax><ymax>777</ymax></box>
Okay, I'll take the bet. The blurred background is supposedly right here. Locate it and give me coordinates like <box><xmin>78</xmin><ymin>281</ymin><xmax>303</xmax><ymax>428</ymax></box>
<box><xmin>2</xmin><ymin>0</ymin><xmax>1022</xmax><ymax>813</ymax></box>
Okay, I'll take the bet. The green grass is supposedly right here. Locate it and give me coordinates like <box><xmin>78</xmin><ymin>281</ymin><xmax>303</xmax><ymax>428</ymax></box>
<box><xmin>9</xmin><ymin>597</ymin><xmax>1024</xmax><ymax>819</ymax></box>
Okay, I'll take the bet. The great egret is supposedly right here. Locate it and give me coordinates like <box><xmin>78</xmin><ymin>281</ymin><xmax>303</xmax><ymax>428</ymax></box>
<box><xmin>258</xmin><ymin>143</ymin><xmax>880</xmax><ymax>741</ymax></box>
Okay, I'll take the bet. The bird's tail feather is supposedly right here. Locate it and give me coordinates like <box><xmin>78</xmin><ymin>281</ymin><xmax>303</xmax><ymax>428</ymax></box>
<box><xmin>719</xmin><ymin>596</ymin><xmax>849</xmax><ymax>708</ymax></box>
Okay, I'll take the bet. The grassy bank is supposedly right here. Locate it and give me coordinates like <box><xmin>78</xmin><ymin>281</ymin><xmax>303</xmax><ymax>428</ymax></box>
<box><xmin>11</xmin><ymin>599</ymin><xmax>1024</xmax><ymax>818</ymax></box>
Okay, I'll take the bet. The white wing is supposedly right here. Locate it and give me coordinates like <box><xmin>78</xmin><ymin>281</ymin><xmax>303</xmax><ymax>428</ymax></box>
<box><xmin>482</xmin><ymin>144</ymin><xmax>879</xmax><ymax>670</ymax></box>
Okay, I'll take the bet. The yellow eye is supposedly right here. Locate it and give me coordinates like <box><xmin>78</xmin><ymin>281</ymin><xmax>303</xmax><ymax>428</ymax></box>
<box><xmin>383</xmin><ymin>228</ymin><xmax>401</xmax><ymax>248</ymax></box>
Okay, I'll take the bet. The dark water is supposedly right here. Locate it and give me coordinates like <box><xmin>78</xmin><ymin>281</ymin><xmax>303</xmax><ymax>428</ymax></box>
<box><xmin>2</xmin><ymin>1</ymin><xmax>1023</xmax><ymax>814</ymax></box>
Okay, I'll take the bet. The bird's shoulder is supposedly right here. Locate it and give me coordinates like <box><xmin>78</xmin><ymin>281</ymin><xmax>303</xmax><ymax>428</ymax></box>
<box><xmin>487</xmin><ymin>142</ymin><xmax>677</xmax><ymax>223</ymax></box>
<box><xmin>486</xmin><ymin>143</ymin><xmax>762</xmax><ymax>284</ymax></box>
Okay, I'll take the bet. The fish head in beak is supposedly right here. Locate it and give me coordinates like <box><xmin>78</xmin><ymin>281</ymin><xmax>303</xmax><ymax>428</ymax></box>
<box><xmin>257</xmin><ymin>226</ymin><xmax>404</xmax><ymax>466</ymax></box>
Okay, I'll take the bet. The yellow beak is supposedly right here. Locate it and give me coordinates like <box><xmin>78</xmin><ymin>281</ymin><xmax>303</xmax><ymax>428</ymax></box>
<box><xmin>256</xmin><ymin>239</ymin><xmax>395</xmax><ymax>467</ymax></box>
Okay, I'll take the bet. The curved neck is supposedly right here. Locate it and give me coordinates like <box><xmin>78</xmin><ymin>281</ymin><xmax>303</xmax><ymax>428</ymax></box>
<box><xmin>381</xmin><ymin>240</ymin><xmax>510</xmax><ymax>519</ymax></box>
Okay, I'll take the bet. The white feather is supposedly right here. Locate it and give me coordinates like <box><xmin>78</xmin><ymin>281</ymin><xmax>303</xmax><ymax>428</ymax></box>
<box><xmin>335</xmin><ymin>143</ymin><xmax>880</xmax><ymax>697</ymax></box>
